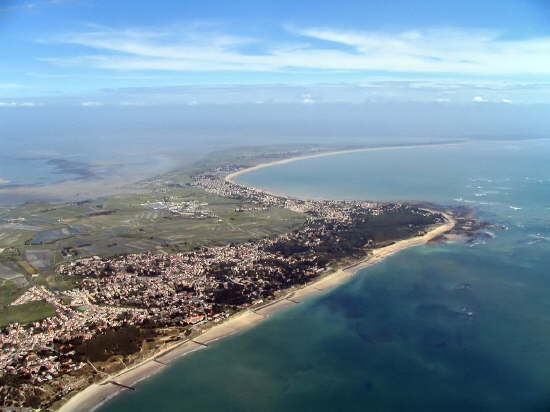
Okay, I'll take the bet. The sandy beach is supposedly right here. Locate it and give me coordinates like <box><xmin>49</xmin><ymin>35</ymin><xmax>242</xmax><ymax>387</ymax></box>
<box><xmin>59</xmin><ymin>213</ymin><xmax>454</xmax><ymax>412</ymax></box>
<box><xmin>224</xmin><ymin>142</ymin><xmax>464</xmax><ymax>188</ymax></box>
<box><xmin>58</xmin><ymin>151</ymin><xmax>456</xmax><ymax>412</ymax></box>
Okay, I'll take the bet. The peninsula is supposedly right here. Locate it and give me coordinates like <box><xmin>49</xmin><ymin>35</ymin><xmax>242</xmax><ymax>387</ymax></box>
<box><xmin>0</xmin><ymin>145</ymin><xmax>478</xmax><ymax>410</ymax></box>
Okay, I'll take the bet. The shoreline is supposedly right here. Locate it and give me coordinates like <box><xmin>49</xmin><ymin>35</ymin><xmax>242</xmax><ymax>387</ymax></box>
<box><xmin>224</xmin><ymin>142</ymin><xmax>465</xmax><ymax>194</ymax></box>
<box><xmin>59</xmin><ymin>213</ymin><xmax>454</xmax><ymax>412</ymax></box>
<box><xmin>58</xmin><ymin>149</ymin><xmax>457</xmax><ymax>412</ymax></box>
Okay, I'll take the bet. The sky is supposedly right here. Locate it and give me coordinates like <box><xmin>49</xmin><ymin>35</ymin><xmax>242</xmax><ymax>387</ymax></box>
<box><xmin>1</xmin><ymin>0</ymin><xmax>550</xmax><ymax>203</ymax></box>
<box><xmin>1</xmin><ymin>0</ymin><xmax>550</xmax><ymax>105</ymax></box>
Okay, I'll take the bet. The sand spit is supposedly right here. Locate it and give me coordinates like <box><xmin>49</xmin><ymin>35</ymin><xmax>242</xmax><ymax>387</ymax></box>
<box><xmin>225</xmin><ymin>142</ymin><xmax>464</xmax><ymax>189</ymax></box>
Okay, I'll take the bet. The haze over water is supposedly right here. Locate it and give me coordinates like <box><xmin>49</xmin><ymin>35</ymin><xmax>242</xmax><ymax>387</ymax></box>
<box><xmin>100</xmin><ymin>139</ymin><xmax>550</xmax><ymax>412</ymax></box>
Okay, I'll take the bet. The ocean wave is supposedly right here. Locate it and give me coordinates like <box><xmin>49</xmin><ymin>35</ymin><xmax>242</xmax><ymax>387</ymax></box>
<box><xmin>470</xmin><ymin>177</ymin><xmax>494</xmax><ymax>183</ymax></box>
<box><xmin>527</xmin><ymin>234</ymin><xmax>550</xmax><ymax>245</ymax></box>
<box><xmin>468</xmin><ymin>240</ymin><xmax>487</xmax><ymax>247</ymax></box>
<box><xmin>453</xmin><ymin>197</ymin><xmax>496</xmax><ymax>207</ymax></box>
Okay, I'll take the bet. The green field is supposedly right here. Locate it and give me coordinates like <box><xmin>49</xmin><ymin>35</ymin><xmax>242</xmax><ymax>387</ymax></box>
<box><xmin>0</xmin><ymin>300</ymin><xmax>56</xmax><ymax>328</ymax></box>
<box><xmin>0</xmin><ymin>188</ymin><xmax>304</xmax><ymax>260</ymax></box>
<box><xmin>0</xmin><ymin>280</ymin><xmax>24</xmax><ymax>307</ymax></box>
<box><xmin>0</xmin><ymin>162</ymin><xmax>306</xmax><ymax>315</ymax></box>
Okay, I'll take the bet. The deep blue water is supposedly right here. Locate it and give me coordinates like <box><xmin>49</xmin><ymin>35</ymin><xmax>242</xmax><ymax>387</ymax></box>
<box><xmin>100</xmin><ymin>139</ymin><xmax>550</xmax><ymax>412</ymax></box>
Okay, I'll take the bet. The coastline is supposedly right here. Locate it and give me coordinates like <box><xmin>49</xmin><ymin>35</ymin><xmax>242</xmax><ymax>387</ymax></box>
<box><xmin>57</xmin><ymin>150</ymin><xmax>457</xmax><ymax>412</ymax></box>
<box><xmin>224</xmin><ymin>142</ymin><xmax>464</xmax><ymax>192</ymax></box>
<box><xmin>59</xmin><ymin>213</ymin><xmax>454</xmax><ymax>412</ymax></box>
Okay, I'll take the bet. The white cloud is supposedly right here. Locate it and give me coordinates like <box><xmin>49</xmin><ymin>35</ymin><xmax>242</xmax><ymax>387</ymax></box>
<box><xmin>119</xmin><ymin>101</ymin><xmax>149</xmax><ymax>106</ymax></box>
<box><xmin>41</xmin><ymin>26</ymin><xmax>550</xmax><ymax>76</ymax></box>
<box><xmin>0</xmin><ymin>101</ymin><xmax>38</xmax><ymax>107</ymax></box>
<box><xmin>301</xmin><ymin>93</ymin><xmax>315</xmax><ymax>104</ymax></box>
<box><xmin>1</xmin><ymin>0</ymin><xmax>74</xmax><ymax>12</ymax></box>
<box><xmin>31</xmin><ymin>81</ymin><xmax>549</xmax><ymax>105</ymax></box>
<box><xmin>80</xmin><ymin>101</ymin><xmax>103</xmax><ymax>106</ymax></box>
<box><xmin>472</xmin><ymin>96</ymin><xmax>488</xmax><ymax>102</ymax></box>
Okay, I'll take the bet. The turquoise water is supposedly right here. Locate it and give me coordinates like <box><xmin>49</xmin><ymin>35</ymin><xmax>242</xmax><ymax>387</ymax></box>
<box><xmin>100</xmin><ymin>139</ymin><xmax>550</xmax><ymax>412</ymax></box>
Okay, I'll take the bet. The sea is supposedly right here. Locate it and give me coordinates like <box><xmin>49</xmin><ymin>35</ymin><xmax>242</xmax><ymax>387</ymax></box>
<box><xmin>0</xmin><ymin>136</ymin><xmax>134</xmax><ymax>187</ymax></box>
<box><xmin>99</xmin><ymin>139</ymin><xmax>550</xmax><ymax>412</ymax></box>
<box><xmin>0</xmin><ymin>135</ymin><xmax>203</xmax><ymax>205</ymax></box>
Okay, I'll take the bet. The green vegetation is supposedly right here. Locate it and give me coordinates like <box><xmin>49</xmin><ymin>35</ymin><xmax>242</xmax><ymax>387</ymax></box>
<box><xmin>0</xmin><ymin>151</ymin><xmax>308</xmax><ymax>311</ymax></box>
<box><xmin>75</xmin><ymin>326</ymin><xmax>156</xmax><ymax>362</ymax></box>
<box><xmin>0</xmin><ymin>300</ymin><xmax>56</xmax><ymax>328</ymax></box>
<box><xmin>0</xmin><ymin>281</ymin><xmax>23</xmax><ymax>307</ymax></box>
<box><xmin>180</xmin><ymin>144</ymin><xmax>322</xmax><ymax>175</ymax></box>
<box><xmin>360</xmin><ymin>207</ymin><xmax>437</xmax><ymax>243</ymax></box>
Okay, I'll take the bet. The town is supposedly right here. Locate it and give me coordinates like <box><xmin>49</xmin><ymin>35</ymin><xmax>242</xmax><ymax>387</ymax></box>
<box><xmin>0</xmin><ymin>163</ymin><xmax>446</xmax><ymax>409</ymax></box>
<box><xmin>141</xmin><ymin>198</ymin><xmax>217</xmax><ymax>218</ymax></box>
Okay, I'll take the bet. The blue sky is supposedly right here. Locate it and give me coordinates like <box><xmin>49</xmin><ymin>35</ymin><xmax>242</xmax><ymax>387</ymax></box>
<box><xmin>1</xmin><ymin>0</ymin><xmax>550</xmax><ymax>105</ymax></box>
